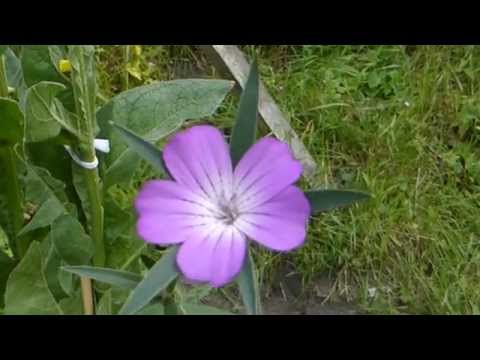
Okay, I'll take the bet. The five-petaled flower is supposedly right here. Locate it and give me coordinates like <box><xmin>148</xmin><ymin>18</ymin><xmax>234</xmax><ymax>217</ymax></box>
<box><xmin>135</xmin><ymin>125</ymin><xmax>311</xmax><ymax>287</ymax></box>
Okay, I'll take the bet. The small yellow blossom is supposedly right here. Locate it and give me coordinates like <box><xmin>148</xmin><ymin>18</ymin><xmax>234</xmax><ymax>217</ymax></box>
<box><xmin>59</xmin><ymin>59</ymin><xmax>72</xmax><ymax>73</ymax></box>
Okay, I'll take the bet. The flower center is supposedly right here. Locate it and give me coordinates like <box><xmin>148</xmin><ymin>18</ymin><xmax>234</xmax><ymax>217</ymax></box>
<box><xmin>215</xmin><ymin>194</ymin><xmax>240</xmax><ymax>226</ymax></box>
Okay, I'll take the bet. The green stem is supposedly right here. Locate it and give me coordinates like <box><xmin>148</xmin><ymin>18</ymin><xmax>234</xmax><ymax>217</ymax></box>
<box><xmin>0</xmin><ymin>55</ymin><xmax>9</xmax><ymax>97</ymax></box>
<box><xmin>69</xmin><ymin>46</ymin><xmax>105</xmax><ymax>267</ymax></box>
<box><xmin>123</xmin><ymin>45</ymin><xmax>130</xmax><ymax>91</ymax></box>
<box><xmin>81</xmin><ymin>159</ymin><xmax>105</xmax><ymax>267</ymax></box>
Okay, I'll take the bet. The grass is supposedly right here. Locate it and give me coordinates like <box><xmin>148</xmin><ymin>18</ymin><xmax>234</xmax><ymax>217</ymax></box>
<box><xmin>97</xmin><ymin>45</ymin><xmax>480</xmax><ymax>315</ymax></box>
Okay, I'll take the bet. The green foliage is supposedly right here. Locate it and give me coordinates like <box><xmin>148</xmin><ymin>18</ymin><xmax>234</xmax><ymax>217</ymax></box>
<box><xmin>97</xmin><ymin>79</ymin><xmax>233</xmax><ymax>189</ymax></box>
<box><xmin>4</xmin><ymin>242</ymin><xmax>63</xmax><ymax>315</ymax></box>
<box><xmin>119</xmin><ymin>247</ymin><xmax>179</xmax><ymax>315</ymax></box>
<box><xmin>0</xmin><ymin>98</ymin><xmax>24</xmax><ymax>145</ymax></box>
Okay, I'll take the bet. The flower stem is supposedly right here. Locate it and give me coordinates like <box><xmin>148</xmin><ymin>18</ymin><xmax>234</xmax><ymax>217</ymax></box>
<box><xmin>0</xmin><ymin>55</ymin><xmax>9</xmax><ymax>97</ymax></box>
<box><xmin>123</xmin><ymin>45</ymin><xmax>130</xmax><ymax>91</ymax></box>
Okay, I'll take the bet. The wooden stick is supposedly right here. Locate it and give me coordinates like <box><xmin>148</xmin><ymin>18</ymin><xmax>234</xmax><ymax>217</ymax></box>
<box><xmin>197</xmin><ymin>45</ymin><xmax>318</xmax><ymax>186</ymax></box>
<box><xmin>80</xmin><ymin>277</ymin><xmax>94</xmax><ymax>315</ymax></box>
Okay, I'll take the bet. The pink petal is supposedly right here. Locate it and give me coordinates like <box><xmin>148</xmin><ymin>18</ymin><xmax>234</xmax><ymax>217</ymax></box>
<box><xmin>235</xmin><ymin>186</ymin><xmax>310</xmax><ymax>251</ymax></box>
<box><xmin>135</xmin><ymin>180</ymin><xmax>218</xmax><ymax>245</ymax></box>
<box><xmin>163</xmin><ymin>125</ymin><xmax>234</xmax><ymax>202</ymax></box>
<box><xmin>176</xmin><ymin>226</ymin><xmax>247</xmax><ymax>288</ymax></box>
<box><xmin>233</xmin><ymin>137</ymin><xmax>303</xmax><ymax>212</ymax></box>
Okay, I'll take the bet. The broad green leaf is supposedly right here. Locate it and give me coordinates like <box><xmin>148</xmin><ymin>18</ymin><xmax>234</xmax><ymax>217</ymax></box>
<box><xmin>43</xmin><ymin>236</ymin><xmax>67</xmax><ymax>301</ymax></box>
<box><xmin>18</xmin><ymin>162</ymin><xmax>70</xmax><ymax>238</ymax></box>
<box><xmin>4</xmin><ymin>241</ymin><xmax>63</xmax><ymax>314</ymax></box>
<box><xmin>111</xmin><ymin>123</ymin><xmax>167</xmax><ymax>176</ymax></box>
<box><xmin>48</xmin><ymin>46</ymin><xmax>68</xmax><ymax>78</ymax></box>
<box><xmin>26</xmin><ymin>139</ymin><xmax>79</xmax><ymax>206</ymax></box>
<box><xmin>305</xmin><ymin>190</ymin><xmax>370</xmax><ymax>214</ymax></box>
<box><xmin>237</xmin><ymin>249</ymin><xmax>262</xmax><ymax>315</ymax></box>
<box><xmin>0</xmin><ymin>249</ymin><xmax>16</xmax><ymax>308</ymax></box>
<box><xmin>21</xmin><ymin>46</ymin><xmax>66</xmax><ymax>87</ymax></box>
<box><xmin>0</xmin><ymin>148</ymin><xmax>25</xmax><ymax>253</ymax></box>
<box><xmin>4</xmin><ymin>47</ymin><xmax>26</xmax><ymax>103</ymax></box>
<box><xmin>119</xmin><ymin>247</ymin><xmax>179</xmax><ymax>315</ymax></box>
<box><xmin>0</xmin><ymin>97</ymin><xmax>24</xmax><ymax>146</ymax></box>
<box><xmin>136</xmin><ymin>303</ymin><xmax>165</xmax><ymax>315</ymax></box>
<box><xmin>96</xmin><ymin>289</ymin><xmax>113</xmax><ymax>315</ymax></box>
<box><xmin>20</xmin><ymin>46</ymin><xmax>75</xmax><ymax>112</ymax></box>
<box><xmin>104</xmin><ymin>196</ymin><xmax>140</xmax><ymax>270</ymax></box>
<box><xmin>51</xmin><ymin>215</ymin><xmax>94</xmax><ymax>266</ymax></box>
<box><xmin>24</xmin><ymin>81</ymin><xmax>78</xmax><ymax>143</ymax></box>
<box><xmin>23</xmin><ymin>162</ymin><xmax>69</xmax><ymax>205</ymax></box>
<box><xmin>58</xmin><ymin>292</ymin><xmax>83</xmax><ymax>315</ymax></box>
<box><xmin>58</xmin><ymin>263</ymin><xmax>74</xmax><ymax>296</ymax></box>
<box><xmin>230</xmin><ymin>61</ymin><xmax>259</xmax><ymax>166</ymax></box>
<box><xmin>180</xmin><ymin>303</ymin><xmax>233</xmax><ymax>315</ymax></box>
<box><xmin>18</xmin><ymin>198</ymin><xmax>65</xmax><ymax>236</ymax></box>
<box><xmin>97</xmin><ymin>79</ymin><xmax>233</xmax><ymax>189</ymax></box>
<box><xmin>63</xmin><ymin>266</ymin><xmax>142</xmax><ymax>290</ymax></box>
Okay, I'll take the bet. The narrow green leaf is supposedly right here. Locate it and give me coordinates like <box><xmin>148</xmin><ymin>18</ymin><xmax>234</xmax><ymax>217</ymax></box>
<box><xmin>111</xmin><ymin>123</ymin><xmax>167</xmax><ymax>175</ymax></box>
<box><xmin>0</xmin><ymin>97</ymin><xmax>24</xmax><ymax>146</ymax></box>
<box><xmin>237</xmin><ymin>249</ymin><xmax>262</xmax><ymax>315</ymax></box>
<box><xmin>51</xmin><ymin>215</ymin><xmax>94</xmax><ymax>266</ymax></box>
<box><xmin>4</xmin><ymin>242</ymin><xmax>63</xmax><ymax>315</ymax></box>
<box><xmin>97</xmin><ymin>79</ymin><xmax>233</xmax><ymax>189</ymax></box>
<box><xmin>119</xmin><ymin>247</ymin><xmax>179</xmax><ymax>315</ymax></box>
<box><xmin>230</xmin><ymin>61</ymin><xmax>259</xmax><ymax>166</ymax></box>
<box><xmin>305</xmin><ymin>190</ymin><xmax>370</xmax><ymax>214</ymax></box>
<box><xmin>63</xmin><ymin>266</ymin><xmax>142</xmax><ymax>290</ymax></box>
<box><xmin>180</xmin><ymin>303</ymin><xmax>233</xmax><ymax>315</ymax></box>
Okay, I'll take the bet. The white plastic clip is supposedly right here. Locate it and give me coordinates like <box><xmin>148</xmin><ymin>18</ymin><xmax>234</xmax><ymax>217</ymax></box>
<box><xmin>64</xmin><ymin>139</ymin><xmax>110</xmax><ymax>170</ymax></box>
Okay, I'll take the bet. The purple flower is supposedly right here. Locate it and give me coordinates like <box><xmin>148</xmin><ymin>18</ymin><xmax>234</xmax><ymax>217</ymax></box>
<box><xmin>135</xmin><ymin>125</ymin><xmax>311</xmax><ymax>288</ymax></box>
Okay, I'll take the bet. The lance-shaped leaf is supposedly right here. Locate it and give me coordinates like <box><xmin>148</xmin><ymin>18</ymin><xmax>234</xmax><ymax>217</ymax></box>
<box><xmin>230</xmin><ymin>63</ymin><xmax>262</xmax><ymax>315</ymax></box>
<box><xmin>97</xmin><ymin>79</ymin><xmax>234</xmax><ymax>189</ymax></box>
<box><xmin>0</xmin><ymin>98</ymin><xmax>24</xmax><ymax>146</ymax></box>
<box><xmin>230</xmin><ymin>60</ymin><xmax>259</xmax><ymax>166</ymax></box>
<box><xmin>4</xmin><ymin>242</ymin><xmax>63</xmax><ymax>315</ymax></box>
<box><xmin>63</xmin><ymin>266</ymin><xmax>142</xmax><ymax>290</ymax></box>
<box><xmin>305</xmin><ymin>190</ymin><xmax>370</xmax><ymax>214</ymax></box>
<box><xmin>237</xmin><ymin>248</ymin><xmax>262</xmax><ymax>315</ymax></box>
<box><xmin>51</xmin><ymin>215</ymin><xmax>94</xmax><ymax>266</ymax></box>
<box><xmin>111</xmin><ymin>123</ymin><xmax>167</xmax><ymax>176</ymax></box>
<box><xmin>24</xmin><ymin>81</ymin><xmax>79</xmax><ymax>143</ymax></box>
<box><xmin>119</xmin><ymin>247</ymin><xmax>179</xmax><ymax>315</ymax></box>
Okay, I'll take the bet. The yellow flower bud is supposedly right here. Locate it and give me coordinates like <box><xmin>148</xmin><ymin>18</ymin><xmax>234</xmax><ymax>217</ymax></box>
<box><xmin>132</xmin><ymin>45</ymin><xmax>142</xmax><ymax>57</ymax></box>
<box><xmin>59</xmin><ymin>59</ymin><xmax>72</xmax><ymax>74</ymax></box>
